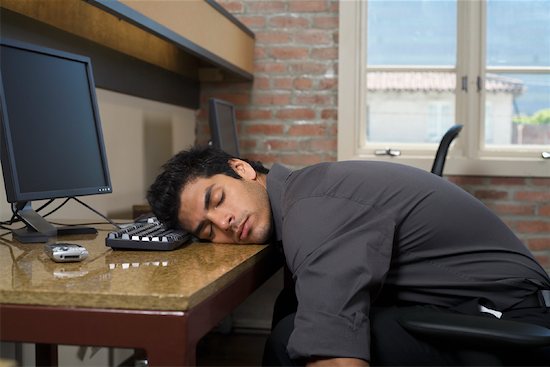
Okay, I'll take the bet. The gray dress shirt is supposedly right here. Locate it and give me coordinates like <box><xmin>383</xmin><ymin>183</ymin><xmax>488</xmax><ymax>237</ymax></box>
<box><xmin>266</xmin><ymin>161</ymin><xmax>550</xmax><ymax>361</ymax></box>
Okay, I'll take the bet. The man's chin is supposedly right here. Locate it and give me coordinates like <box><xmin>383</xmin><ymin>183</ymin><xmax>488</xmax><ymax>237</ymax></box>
<box><xmin>248</xmin><ymin>227</ymin><xmax>273</xmax><ymax>244</ymax></box>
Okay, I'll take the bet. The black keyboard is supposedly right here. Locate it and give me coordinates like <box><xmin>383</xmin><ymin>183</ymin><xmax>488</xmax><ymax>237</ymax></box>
<box><xmin>105</xmin><ymin>217</ymin><xmax>191</xmax><ymax>251</ymax></box>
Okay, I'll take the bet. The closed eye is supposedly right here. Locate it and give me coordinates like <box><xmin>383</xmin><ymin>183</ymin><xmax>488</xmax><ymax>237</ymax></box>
<box><xmin>198</xmin><ymin>221</ymin><xmax>213</xmax><ymax>240</ymax></box>
<box><xmin>216</xmin><ymin>192</ymin><xmax>225</xmax><ymax>207</ymax></box>
<box><xmin>208</xmin><ymin>223</ymin><xmax>214</xmax><ymax>239</ymax></box>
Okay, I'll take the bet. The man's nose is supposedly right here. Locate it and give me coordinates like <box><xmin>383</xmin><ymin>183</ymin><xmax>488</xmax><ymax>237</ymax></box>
<box><xmin>209</xmin><ymin>210</ymin><xmax>234</xmax><ymax>231</ymax></box>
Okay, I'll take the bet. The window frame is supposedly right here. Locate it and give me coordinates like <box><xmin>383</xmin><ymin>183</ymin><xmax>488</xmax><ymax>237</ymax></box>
<box><xmin>337</xmin><ymin>0</ymin><xmax>550</xmax><ymax>177</ymax></box>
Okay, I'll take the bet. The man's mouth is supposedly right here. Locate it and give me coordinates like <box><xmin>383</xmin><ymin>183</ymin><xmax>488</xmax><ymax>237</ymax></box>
<box><xmin>238</xmin><ymin>216</ymin><xmax>250</xmax><ymax>241</ymax></box>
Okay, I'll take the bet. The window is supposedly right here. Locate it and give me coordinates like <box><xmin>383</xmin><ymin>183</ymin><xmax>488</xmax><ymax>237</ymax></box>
<box><xmin>338</xmin><ymin>0</ymin><xmax>550</xmax><ymax>177</ymax></box>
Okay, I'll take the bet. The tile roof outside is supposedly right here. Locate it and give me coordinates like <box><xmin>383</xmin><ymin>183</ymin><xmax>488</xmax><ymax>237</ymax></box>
<box><xmin>367</xmin><ymin>71</ymin><xmax>525</xmax><ymax>95</ymax></box>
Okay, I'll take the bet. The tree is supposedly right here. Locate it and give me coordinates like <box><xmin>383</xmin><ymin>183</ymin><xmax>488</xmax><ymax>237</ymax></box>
<box><xmin>513</xmin><ymin>108</ymin><xmax>550</xmax><ymax>125</ymax></box>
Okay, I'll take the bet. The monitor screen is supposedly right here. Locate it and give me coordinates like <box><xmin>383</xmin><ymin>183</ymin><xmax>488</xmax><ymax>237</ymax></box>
<box><xmin>208</xmin><ymin>98</ymin><xmax>240</xmax><ymax>157</ymax></box>
<box><xmin>0</xmin><ymin>39</ymin><xmax>112</xmax><ymax>241</ymax></box>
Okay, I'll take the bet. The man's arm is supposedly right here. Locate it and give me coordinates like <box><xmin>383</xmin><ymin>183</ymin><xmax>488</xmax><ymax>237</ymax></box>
<box><xmin>283</xmin><ymin>196</ymin><xmax>394</xmax><ymax>362</ymax></box>
<box><xmin>307</xmin><ymin>357</ymin><xmax>369</xmax><ymax>367</ymax></box>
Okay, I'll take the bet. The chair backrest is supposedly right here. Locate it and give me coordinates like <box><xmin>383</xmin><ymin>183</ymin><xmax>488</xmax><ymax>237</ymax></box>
<box><xmin>431</xmin><ymin>124</ymin><xmax>463</xmax><ymax>176</ymax></box>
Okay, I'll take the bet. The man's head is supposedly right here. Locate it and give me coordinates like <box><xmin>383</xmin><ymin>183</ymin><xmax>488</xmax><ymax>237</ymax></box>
<box><xmin>147</xmin><ymin>146</ymin><xmax>272</xmax><ymax>244</ymax></box>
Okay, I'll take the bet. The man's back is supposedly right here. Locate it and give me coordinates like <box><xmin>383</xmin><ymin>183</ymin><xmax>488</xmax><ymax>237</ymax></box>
<box><xmin>275</xmin><ymin>160</ymin><xmax>549</xmax><ymax>311</ymax></box>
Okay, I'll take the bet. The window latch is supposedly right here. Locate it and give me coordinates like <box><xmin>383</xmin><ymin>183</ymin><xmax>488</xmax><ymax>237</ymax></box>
<box><xmin>542</xmin><ymin>151</ymin><xmax>550</xmax><ymax>159</ymax></box>
<box><xmin>375</xmin><ymin>148</ymin><xmax>401</xmax><ymax>157</ymax></box>
<box><xmin>461</xmin><ymin>76</ymin><xmax>468</xmax><ymax>92</ymax></box>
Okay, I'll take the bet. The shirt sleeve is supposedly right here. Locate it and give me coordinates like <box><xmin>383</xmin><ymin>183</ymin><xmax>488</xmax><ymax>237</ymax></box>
<box><xmin>282</xmin><ymin>196</ymin><xmax>395</xmax><ymax>362</ymax></box>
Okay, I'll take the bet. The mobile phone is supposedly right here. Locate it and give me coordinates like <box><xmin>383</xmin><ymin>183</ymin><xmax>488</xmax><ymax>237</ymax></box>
<box><xmin>45</xmin><ymin>243</ymin><xmax>89</xmax><ymax>263</ymax></box>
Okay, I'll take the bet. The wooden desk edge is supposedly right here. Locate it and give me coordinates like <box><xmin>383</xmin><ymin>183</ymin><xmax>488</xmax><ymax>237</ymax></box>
<box><xmin>0</xmin><ymin>244</ymin><xmax>282</xmax><ymax>365</ymax></box>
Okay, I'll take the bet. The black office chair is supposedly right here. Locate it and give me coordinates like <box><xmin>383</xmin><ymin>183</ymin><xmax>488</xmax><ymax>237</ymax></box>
<box><xmin>431</xmin><ymin>124</ymin><xmax>463</xmax><ymax>176</ymax></box>
<box><xmin>398</xmin><ymin>307</ymin><xmax>550</xmax><ymax>348</ymax></box>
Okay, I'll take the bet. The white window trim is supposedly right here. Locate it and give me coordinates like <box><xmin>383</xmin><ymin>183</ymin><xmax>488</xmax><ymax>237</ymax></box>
<box><xmin>337</xmin><ymin>0</ymin><xmax>550</xmax><ymax>177</ymax></box>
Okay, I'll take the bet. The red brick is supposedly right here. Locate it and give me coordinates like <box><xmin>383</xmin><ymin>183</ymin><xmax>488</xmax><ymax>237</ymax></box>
<box><xmin>321</xmin><ymin>109</ymin><xmax>337</xmax><ymax>119</ymax></box>
<box><xmin>253</xmin><ymin>77</ymin><xmax>271</xmax><ymax>89</ymax></box>
<box><xmin>273</xmin><ymin>78</ymin><xmax>293</xmax><ymax>89</ymax></box>
<box><xmin>295</xmin><ymin>95</ymin><xmax>334</xmax><ymax>106</ymax></box>
<box><xmin>289</xmin><ymin>0</ymin><xmax>327</xmax><ymax>12</ymax></box>
<box><xmin>528</xmin><ymin>238</ymin><xmax>550</xmax><ymax>251</ymax></box>
<box><xmin>486</xmin><ymin>203</ymin><xmax>534</xmax><ymax>216</ymax></box>
<box><xmin>265</xmin><ymin>139</ymin><xmax>302</xmax><ymax>150</ymax></box>
<box><xmin>474</xmin><ymin>190</ymin><xmax>509</xmax><ymax>200</ymax></box>
<box><xmin>269</xmin><ymin>16</ymin><xmax>310</xmax><ymax>29</ymax></box>
<box><xmin>328</xmin><ymin>0</ymin><xmax>339</xmax><ymax>12</ymax></box>
<box><xmin>254</xmin><ymin>47</ymin><xmax>267</xmax><ymax>59</ymax></box>
<box><xmin>309</xmin><ymin>138</ymin><xmax>337</xmax><ymax>151</ymax></box>
<box><xmin>248</xmin><ymin>1</ymin><xmax>286</xmax><ymax>12</ymax></box>
<box><xmin>245</xmin><ymin>124</ymin><xmax>284</xmax><ymax>135</ymax></box>
<box><xmin>276</xmin><ymin>109</ymin><xmax>316</xmax><ymax>120</ymax></box>
<box><xmin>289</xmin><ymin>62</ymin><xmax>331</xmax><ymax>75</ymax></box>
<box><xmin>295</xmin><ymin>30</ymin><xmax>333</xmax><ymax>45</ymax></box>
<box><xmin>311</xmin><ymin>47</ymin><xmax>339</xmax><ymax>59</ymax></box>
<box><xmin>256</xmin><ymin>31</ymin><xmax>292</xmax><ymax>44</ymax></box>
<box><xmin>532</xmin><ymin>178</ymin><xmax>550</xmax><ymax>186</ymax></box>
<box><xmin>236</xmin><ymin>109</ymin><xmax>273</xmax><ymax>120</ymax></box>
<box><xmin>269</xmin><ymin>47</ymin><xmax>309</xmax><ymax>60</ymax></box>
<box><xmin>447</xmin><ymin>176</ymin><xmax>486</xmax><ymax>186</ymax></box>
<box><xmin>489</xmin><ymin>177</ymin><xmax>526</xmax><ymax>185</ymax></box>
<box><xmin>328</xmin><ymin>123</ymin><xmax>338</xmax><ymax>135</ymax></box>
<box><xmin>540</xmin><ymin>204</ymin><xmax>550</xmax><ymax>216</ymax></box>
<box><xmin>319</xmin><ymin>78</ymin><xmax>337</xmax><ymax>90</ymax></box>
<box><xmin>253</xmin><ymin>93</ymin><xmax>291</xmax><ymax>105</ymax></box>
<box><xmin>313</xmin><ymin>15</ymin><xmax>339</xmax><ymax>28</ymax></box>
<box><xmin>254</xmin><ymin>62</ymin><xmax>287</xmax><ymax>73</ymax></box>
<box><xmin>514</xmin><ymin>221</ymin><xmax>550</xmax><ymax>233</ymax></box>
<box><xmin>514</xmin><ymin>191</ymin><xmax>550</xmax><ymax>201</ymax></box>
<box><xmin>294</xmin><ymin>78</ymin><xmax>313</xmax><ymax>90</ymax></box>
<box><xmin>288</xmin><ymin>124</ymin><xmax>328</xmax><ymax>136</ymax></box>
<box><xmin>217</xmin><ymin>0</ymin><xmax>244</xmax><ymax>13</ymax></box>
<box><xmin>238</xmin><ymin>16</ymin><xmax>266</xmax><ymax>28</ymax></box>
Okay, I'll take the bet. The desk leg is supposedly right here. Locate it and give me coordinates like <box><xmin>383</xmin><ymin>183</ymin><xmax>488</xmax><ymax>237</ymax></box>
<box><xmin>143</xmin><ymin>316</ymin><xmax>196</xmax><ymax>366</ymax></box>
<box><xmin>35</xmin><ymin>344</ymin><xmax>58</xmax><ymax>366</ymax></box>
<box><xmin>145</xmin><ymin>342</ymin><xmax>195</xmax><ymax>366</ymax></box>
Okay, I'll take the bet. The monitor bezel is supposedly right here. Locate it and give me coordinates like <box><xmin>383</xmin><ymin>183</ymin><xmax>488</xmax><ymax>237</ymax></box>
<box><xmin>208</xmin><ymin>98</ymin><xmax>241</xmax><ymax>157</ymax></box>
<box><xmin>0</xmin><ymin>38</ymin><xmax>112</xmax><ymax>203</ymax></box>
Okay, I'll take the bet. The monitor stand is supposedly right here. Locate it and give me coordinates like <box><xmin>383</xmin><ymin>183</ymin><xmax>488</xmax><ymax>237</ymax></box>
<box><xmin>13</xmin><ymin>201</ymin><xmax>97</xmax><ymax>243</ymax></box>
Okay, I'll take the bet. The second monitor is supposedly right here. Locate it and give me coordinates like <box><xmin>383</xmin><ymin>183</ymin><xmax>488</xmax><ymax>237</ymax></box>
<box><xmin>208</xmin><ymin>98</ymin><xmax>240</xmax><ymax>157</ymax></box>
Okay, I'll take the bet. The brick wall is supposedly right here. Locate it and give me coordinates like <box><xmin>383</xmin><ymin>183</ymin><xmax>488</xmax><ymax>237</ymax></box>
<box><xmin>198</xmin><ymin>0</ymin><xmax>549</xmax><ymax>269</ymax></box>
<box><xmin>198</xmin><ymin>0</ymin><xmax>339</xmax><ymax>166</ymax></box>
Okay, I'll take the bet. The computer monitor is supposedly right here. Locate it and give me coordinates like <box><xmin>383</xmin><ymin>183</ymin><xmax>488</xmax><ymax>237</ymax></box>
<box><xmin>0</xmin><ymin>39</ymin><xmax>112</xmax><ymax>242</ymax></box>
<box><xmin>208</xmin><ymin>98</ymin><xmax>240</xmax><ymax>157</ymax></box>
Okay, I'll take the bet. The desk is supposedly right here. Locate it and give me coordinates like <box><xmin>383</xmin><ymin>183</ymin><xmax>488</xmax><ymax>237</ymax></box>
<box><xmin>0</xmin><ymin>224</ymin><xmax>281</xmax><ymax>366</ymax></box>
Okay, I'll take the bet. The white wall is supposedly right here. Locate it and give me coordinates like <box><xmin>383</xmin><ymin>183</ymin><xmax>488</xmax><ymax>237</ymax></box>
<box><xmin>0</xmin><ymin>88</ymin><xmax>196</xmax><ymax>222</ymax></box>
<box><xmin>0</xmin><ymin>89</ymin><xmax>196</xmax><ymax>366</ymax></box>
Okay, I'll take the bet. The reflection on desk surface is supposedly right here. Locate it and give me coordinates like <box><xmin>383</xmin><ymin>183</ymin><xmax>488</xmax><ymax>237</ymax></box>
<box><xmin>0</xmin><ymin>226</ymin><xmax>275</xmax><ymax>311</ymax></box>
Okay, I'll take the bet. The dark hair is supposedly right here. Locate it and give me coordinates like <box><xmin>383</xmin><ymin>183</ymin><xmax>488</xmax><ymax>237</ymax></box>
<box><xmin>146</xmin><ymin>145</ymin><xmax>269</xmax><ymax>229</ymax></box>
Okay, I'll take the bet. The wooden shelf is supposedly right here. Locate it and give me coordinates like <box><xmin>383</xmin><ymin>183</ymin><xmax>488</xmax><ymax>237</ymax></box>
<box><xmin>1</xmin><ymin>0</ymin><xmax>254</xmax><ymax>82</ymax></box>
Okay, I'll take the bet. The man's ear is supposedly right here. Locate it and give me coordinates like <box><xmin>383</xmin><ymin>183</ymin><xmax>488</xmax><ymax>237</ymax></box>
<box><xmin>228</xmin><ymin>159</ymin><xmax>257</xmax><ymax>180</ymax></box>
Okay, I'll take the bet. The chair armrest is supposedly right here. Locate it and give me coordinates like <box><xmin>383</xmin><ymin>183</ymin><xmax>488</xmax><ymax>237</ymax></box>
<box><xmin>398</xmin><ymin>309</ymin><xmax>550</xmax><ymax>347</ymax></box>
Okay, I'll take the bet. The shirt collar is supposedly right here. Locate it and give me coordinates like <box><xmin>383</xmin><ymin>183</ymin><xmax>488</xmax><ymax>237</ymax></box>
<box><xmin>266</xmin><ymin>163</ymin><xmax>292</xmax><ymax>242</ymax></box>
